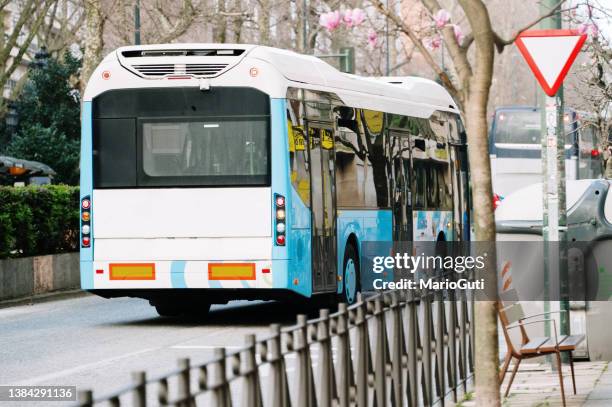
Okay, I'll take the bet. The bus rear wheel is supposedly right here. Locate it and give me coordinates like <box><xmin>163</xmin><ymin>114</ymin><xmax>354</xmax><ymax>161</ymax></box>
<box><xmin>154</xmin><ymin>302</ymin><xmax>183</xmax><ymax>318</ymax></box>
<box><xmin>154</xmin><ymin>302</ymin><xmax>211</xmax><ymax>318</ymax></box>
<box><xmin>341</xmin><ymin>244</ymin><xmax>360</xmax><ymax>305</ymax></box>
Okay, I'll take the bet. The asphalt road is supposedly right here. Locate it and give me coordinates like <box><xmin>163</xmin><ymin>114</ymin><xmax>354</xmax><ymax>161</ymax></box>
<box><xmin>0</xmin><ymin>294</ymin><xmax>304</xmax><ymax>404</ymax></box>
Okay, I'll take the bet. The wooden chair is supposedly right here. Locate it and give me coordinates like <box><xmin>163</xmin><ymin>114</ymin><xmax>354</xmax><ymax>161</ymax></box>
<box><xmin>498</xmin><ymin>289</ymin><xmax>585</xmax><ymax>407</ymax></box>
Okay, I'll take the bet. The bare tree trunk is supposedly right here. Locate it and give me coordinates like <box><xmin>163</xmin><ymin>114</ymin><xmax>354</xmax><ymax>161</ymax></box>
<box><xmin>81</xmin><ymin>0</ymin><xmax>105</xmax><ymax>95</ymax></box>
<box><xmin>457</xmin><ymin>0</ymin><xmax>500</xmax><ymax>405</ymax></box>
<box><xmin>295</xmin><ymin>0</ymin><xmax>304</xmax><ymax>51</ymax></box>
<box><xmin>213</xmin><ymin>0</ymin><xmax>227</xmax><ymax>43</ymax></box>
<box><xmin>258</xmin><ymin>0</ymin><xmax>270</xmax><ymax>45</ymax></box>
<box><xmin>231</xmin><ymin>0</ymin><xmax>243</xmax><ymax>42</ymax></box>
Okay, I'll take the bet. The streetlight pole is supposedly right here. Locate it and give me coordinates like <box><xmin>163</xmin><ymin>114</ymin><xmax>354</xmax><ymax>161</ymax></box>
<box><xmin>134</xmin><ymin>0</ymin><xmax>141</xmax><ymax>45</ymax></box>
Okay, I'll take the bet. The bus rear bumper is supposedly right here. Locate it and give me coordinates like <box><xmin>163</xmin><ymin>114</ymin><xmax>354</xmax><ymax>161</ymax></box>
<box><xmin>82</xmin><ymin>260</ymin><xmax>276</xmax><ymax>290</ymax></box>
<box><xmin>81</xmin><ymin>258</ymin><xmax>313</xmax><ymax>298</ymax></box>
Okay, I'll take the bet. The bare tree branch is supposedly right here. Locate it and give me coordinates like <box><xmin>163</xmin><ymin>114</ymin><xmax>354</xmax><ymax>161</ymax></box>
<box><xmin>492</xmin><ymin>0</ymin><xmax>572</xmax><ymax>51</ymax></box>
<box><xmin>0</xmin><ymin>0</ymin><xmax>56</xmax><ymax>100</ymax></box>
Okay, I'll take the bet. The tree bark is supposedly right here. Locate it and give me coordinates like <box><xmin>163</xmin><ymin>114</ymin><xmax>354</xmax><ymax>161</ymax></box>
<box><xmin>231</xmin><ymin>0</ymin><xmax>243</xmax><ymax>43</ymax></box>
<box><xmin>81</xmin><ymin>0</ymin><xmax>105</xmax><ymax>95</ymax></box>
<box><xmin>457</xmin><ymin>0</ymin><xmax>499</xmax><ymax>405</ymax></box>
<box><xmin>213</xmin><ymin>0</ymin><xmax>227</xmax><ymax>43</ymax></box>
<box><xmin>257</xmin><ymin>0</ymin><xmax>270</xmax><ymax>45</ymax></box>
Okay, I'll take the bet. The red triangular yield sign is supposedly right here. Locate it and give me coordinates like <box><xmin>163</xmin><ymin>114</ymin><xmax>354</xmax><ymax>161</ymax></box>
<box><xmin>516</xmin><ymin>29</ymin><xmax>587</xmax><ymax>97</ymax></box>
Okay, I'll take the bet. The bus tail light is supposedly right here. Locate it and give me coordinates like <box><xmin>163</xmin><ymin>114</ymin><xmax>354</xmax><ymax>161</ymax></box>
<box><xmin>275</xmin><ymin>195</ymin><xmax>285</xmax><ymax>207</ymax></box>
<box><xmin>81</xmin><ymin>196</ymin><xmax>91</xmax><ymax>248</ymax></box>
<box><xmin>274</xmin><ymin>193</ymin><xmax>285</xmax><ymax>246</ymax></box>
<box><xmin>591</xmin><ymin>149</ymin><xmax>600</xmax><ymax>158</ymax></box>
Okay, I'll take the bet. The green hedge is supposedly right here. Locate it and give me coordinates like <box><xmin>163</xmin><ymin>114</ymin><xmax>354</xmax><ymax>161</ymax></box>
<box><xmin>0</xmin><ymin>185</ymin><xmax>79</xmax><ymax>258</ymax></box>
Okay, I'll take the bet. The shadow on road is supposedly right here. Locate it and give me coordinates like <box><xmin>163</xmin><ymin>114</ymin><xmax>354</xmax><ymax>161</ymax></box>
<box><xmin>101</xmin><ymin>300</ymin><xmax>321</xmax><ymax>328</ymax></box>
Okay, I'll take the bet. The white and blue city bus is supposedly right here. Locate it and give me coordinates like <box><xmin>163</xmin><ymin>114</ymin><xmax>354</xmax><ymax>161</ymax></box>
<box><xmin>80</xmin><ymin>44</ymin><xmax>469</xmax><ymax>316</ymax></box>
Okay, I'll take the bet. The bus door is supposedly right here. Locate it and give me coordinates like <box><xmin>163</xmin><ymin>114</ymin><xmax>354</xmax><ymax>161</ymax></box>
<box><xmin>390</xmin><ymin>132</ymin><xmax>412</xmax><ymax>241</ymax></box>
<box><xmin>307</xmin><ymin>123</ymin><xmax>337</xmax><ymax>293</ymax></box>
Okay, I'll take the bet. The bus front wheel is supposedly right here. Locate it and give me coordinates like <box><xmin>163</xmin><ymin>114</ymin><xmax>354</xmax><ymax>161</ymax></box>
<box><xmin>341</xmin><ymin>244</ymin><xmax>360</xmax><ymax>305</ymax></box>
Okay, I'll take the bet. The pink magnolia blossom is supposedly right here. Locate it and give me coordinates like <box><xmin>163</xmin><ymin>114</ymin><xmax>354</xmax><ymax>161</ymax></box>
<box><xmin>424</xmin><ymin>35</ymin><xmax>442</xmax><ymax>50</ymax></box>
<box><xmin>367</xmin><ymin>29</ymin><xmax>378</xmax><ymax>47</ymax></box>
<box><xmin>319</xmin><ymin>11</ymin><xmax>341</xmax><ymax>31</ymax></box>
<box><xmin>578</xmin><ymin>23</ymin><xmax>599</xmax><ymax>38</ymax></box>
<box><xmin>433</xmin><ymin>9</ymin><xmax>451</xmax><ymax>28</ymax></box>
<box><xmin>453</xmin><ymin>24</ymin><xmax>464</xmax><ymax>44</ymax></box>
<box><xmin>344</xmin><ymin>8</ymin><xmax>366</xmax><ymax>27</ymax></box>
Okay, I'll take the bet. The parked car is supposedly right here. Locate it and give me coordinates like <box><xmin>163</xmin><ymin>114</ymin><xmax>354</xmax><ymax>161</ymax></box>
<box><xmin>0</xmin><ymin>155</ymin><xmax>55</xmax><ymax>186</ymax></box>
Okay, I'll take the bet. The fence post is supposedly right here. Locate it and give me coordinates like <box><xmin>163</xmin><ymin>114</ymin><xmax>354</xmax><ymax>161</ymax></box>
<box><xmin>177</xmin><ymin>358</ymin><xmax>191</xmax><ymax>407</ymax></box>
<box><xmin>132</xmin><ymin>371</ymin><xmax>146</xmax><ymax>407</ymax></box>
<box><xmin>267</xmin><ymin>324</ymin><xmax>290</xmax><ymax>407</ymax></box>
<box><xmin>469</xmin><ymin>291</ymin><xmax>475</xmax><ymax>376</ymax></box>
<box><xmin>423</xmin><ymin>293</ymin><xmax>433</xmax><ymax>406</ymax></box>
<box><xmin>406</xmin><ymin>293</ymin><xmax>419</xmax><ymax>407</ymax></box>
<box><xmin>354</xmin><ymin>294</ymin><xmax>370</xmax><ymax>407</ymax></box>
<box><xmin>448</xmin><ymin>291</ymin><xmax>459</xmax><ymax>402</ymax></box>
<box><xmin>373</xmin><ymin>297</ymin><xmax>388</xmax><ymax>407</ymax></box>
<box><xmin>317</xmin><ymin>308</ymin><xmax>337</xmax><ymax>407</ymax></box>
<box><xmin>241</xmin><ymin>334</ymin><xmax>263</xmax><ymax>407</ymax></box>
<box><xmin>210</xmin><ymin>348</ymin><xmax>230</xmax><ymax>407</ymax></box>
<box><xmin>78</xmin><ymin>390</ymin><xmax>93</xmax><ymax>407</ymax></box>
<box><xmin>157</xmin><ymin>378</ymin><xmax>169</xmax><ymax>406</ymax></box>
<box><xmin>295</xmin><ymin>314</ymin><xmax>315</xmax><ymax>407</ymax></box>
<box><xmin>336</xmin><ymin>303</ymin><xmax>352</xmax><ymax>407</ymax></box>
<box><xmin>390</xmin><ymin>292</ymin><xmax>405</xmax><ymax>407</ymax></box>
<box><xmin>435</xmin><ymin>291</ymin><xmax>446</xmax><ymax>405</ymax></box>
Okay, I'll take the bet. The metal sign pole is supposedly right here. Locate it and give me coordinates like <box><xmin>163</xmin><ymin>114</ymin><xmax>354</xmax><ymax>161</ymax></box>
<box><xmin>536</xmin><ymin>3</ymin><xmax>571</xmax><ymax>350</ymax></box>
<box><xmin>517</xmin><ymin>21</ymin><xmax>586</xmax><ymax>370</ymax></box>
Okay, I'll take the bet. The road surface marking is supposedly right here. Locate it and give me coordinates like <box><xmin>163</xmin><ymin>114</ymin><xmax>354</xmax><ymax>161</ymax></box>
<box><xmin>169</xmin><ymin>345</ymin><xmax>242</xmax><ymax>350</ymax></box>
<box><xmin>6</xmin><ymin>348</ymin><xmax>157</xmax><ymax>386</ymax></box>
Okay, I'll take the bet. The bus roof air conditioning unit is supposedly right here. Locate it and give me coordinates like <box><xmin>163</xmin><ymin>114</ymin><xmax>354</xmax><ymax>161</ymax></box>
<box><xmin>130</xmin><ymin>63</ymin><xmax>229</xmax><ymax>78</ymax></box>
<box><xmin>117</xmin><ymin>45</ymin><xmax>251</xmax><ymax>79</ymax></box>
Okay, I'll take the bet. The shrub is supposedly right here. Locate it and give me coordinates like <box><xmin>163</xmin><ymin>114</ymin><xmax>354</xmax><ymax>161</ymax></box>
<box><xmin>3</xmin><ymin>51</ymin><xmax>81</xmax><ymax>183</ymax></box>
<box><xmin>0</xmin><ymin>185</ymin><xmax>79</xmax><ymax>258</ymax></box>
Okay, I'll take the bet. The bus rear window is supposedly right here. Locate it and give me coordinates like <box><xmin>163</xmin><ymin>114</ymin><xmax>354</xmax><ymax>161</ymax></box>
<box><xmin>92</xmin><ymin>87</ymin><xmax>270</xmax><ymax>188</ymax></box>
<box><xmin>139</xmin><ymin>119</ymin><xmax>269</xmax><ymax>187</ymax></box>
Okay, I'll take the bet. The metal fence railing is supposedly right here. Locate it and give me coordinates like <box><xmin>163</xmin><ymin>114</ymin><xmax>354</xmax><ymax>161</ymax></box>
<box><xmin>76</xmin><ymin>289</ymin><xmax>474</xmax><ymax>407</ymax></box>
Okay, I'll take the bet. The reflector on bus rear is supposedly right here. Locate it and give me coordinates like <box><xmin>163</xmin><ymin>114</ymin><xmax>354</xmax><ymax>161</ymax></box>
<box><xmin>109</xmin><ymin>263</ymin><xmax>156</xmax><ymax>280</ymax></box>
<box><xmin>208</xmin><ymin>263</ymin><xmax>256</xmax><ymax>280</ymax></box>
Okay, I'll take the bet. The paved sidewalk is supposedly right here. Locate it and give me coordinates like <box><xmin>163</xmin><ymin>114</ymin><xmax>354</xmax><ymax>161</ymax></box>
<box><xmin>457</xmin><ymin>361</ymin><xmax>611</xmax><ymax>406</ymax></box>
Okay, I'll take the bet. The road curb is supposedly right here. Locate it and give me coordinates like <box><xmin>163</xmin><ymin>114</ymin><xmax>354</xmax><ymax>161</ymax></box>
<box><xmin>0</xmin><ymin>288</ymin><xmax>90</xmax><ymax>309</ymax></box>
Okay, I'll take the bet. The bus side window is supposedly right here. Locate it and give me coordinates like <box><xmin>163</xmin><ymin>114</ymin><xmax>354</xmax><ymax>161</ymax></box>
<box><xmin>360</xmin><ymin>109</ymin><xmax>390</xmax><ymax>208</ymax></box>
<box><xmin>334</xmin><ymin>105</ymin><xmax>366</xmax><ymax>208</ymax></box>
<box><xmin>287</xmin><ymin>103</ymin><xmax>310</xmax><ymax>206</ymax></box>
<box><xmin>414</xmin><ymin>161</ymin><xmax>426</xmax><ymax>209</ymax></box>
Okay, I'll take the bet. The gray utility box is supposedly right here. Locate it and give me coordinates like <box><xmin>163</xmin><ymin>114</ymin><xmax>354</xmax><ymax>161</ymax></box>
<box><xmin>496</xmin><ymin>179</ymin><xmax>612</xmax><ymax>361</ymax></box>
